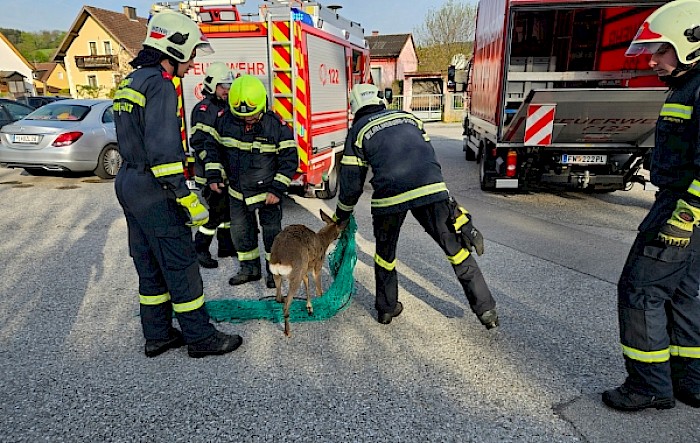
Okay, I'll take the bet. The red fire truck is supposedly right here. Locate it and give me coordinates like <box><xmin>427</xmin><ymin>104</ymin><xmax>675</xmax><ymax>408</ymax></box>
<box><xmin>155</xmin><ymin>0</ymin><xmax>371</xmax><ymax>198</ymax></box>
<box><xmin>462</xmin><ymin>0</ymin><xmax>671</xmax><ymax>192</ymax></box>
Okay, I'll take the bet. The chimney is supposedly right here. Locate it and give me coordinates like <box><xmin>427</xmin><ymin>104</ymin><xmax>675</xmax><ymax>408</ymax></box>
<box><xmin>123</xmin><ymin>6</ymin><xmax>137</xmax><ymax>20</ymax></box>
<box><xmin>372</xmin><ymin>30</ymin><xmax>379</xmax><ymax>36</ymax></box>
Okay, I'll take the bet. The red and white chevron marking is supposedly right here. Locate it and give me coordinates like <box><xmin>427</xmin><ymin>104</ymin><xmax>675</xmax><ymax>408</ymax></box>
<box><xmin>524</xmin><ymin>104</ymin><xmax>556</xmax><ymax>146</ymax></box>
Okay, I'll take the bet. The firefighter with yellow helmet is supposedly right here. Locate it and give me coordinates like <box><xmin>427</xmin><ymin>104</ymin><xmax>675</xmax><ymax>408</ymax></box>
<box><xmin>204</xmin><ymin>74</ymin><xmax>298</xmax><ymax>288</ymax></box>
<box><xmin>190</xmin><ymin>62</ymin><xmax>236</xmax><ymax>269</ymax></box>
<box><xmin>113</xmin><ymin>11</ymin><xmax>243</xmax><ymax>358</ymax></box>
<box><xmin>603</xmin><ymin>0</ymin><xmax>700</xmax><ymax>410</ymax></box>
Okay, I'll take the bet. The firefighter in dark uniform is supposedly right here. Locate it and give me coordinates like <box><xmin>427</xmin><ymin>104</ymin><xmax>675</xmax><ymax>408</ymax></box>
<box><xmin>204</xmin><ymin>74</ymin><xmax>298</xmax><ymax>289</ymax></box>
<box><xmin>603</xmin><ymin>0</ymin><xmax>700</xmax><ymax>410</ymax></box>
<box><xmin>113</xmin><ymin>11</ymin><xmax>242</xmax><ymax>358</ymax></box>
<box><xmin>190</xmin><ymin>62</ymin><xmax>236</xmax><ymax>269</ymax></box>
<box><xmin>333</xmin><ymin>84</ymin><xmax>499</xmax><ymax>328</ymax></box>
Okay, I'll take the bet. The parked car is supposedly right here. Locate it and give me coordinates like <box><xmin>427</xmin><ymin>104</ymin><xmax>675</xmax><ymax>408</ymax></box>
<box><xmin>0</xmin><ymin>98</ymin><xmax>34</xmax><ymax>130</ymax></box>
<box><xmin>0</xmin><ymin>99</ymin><xmax>122</xmax><ymax>179</ymax></box>
<box><xmin>16</xmin><ymin>95</ymin><xmax>69</xmax><ymax>109</ymax></box>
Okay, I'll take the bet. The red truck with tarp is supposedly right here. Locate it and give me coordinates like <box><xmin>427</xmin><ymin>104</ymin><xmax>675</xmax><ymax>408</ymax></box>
<box><xmin>462</xmin><ymin>0</ymin><xmax>670</xmax><ymax>191</ymax></box>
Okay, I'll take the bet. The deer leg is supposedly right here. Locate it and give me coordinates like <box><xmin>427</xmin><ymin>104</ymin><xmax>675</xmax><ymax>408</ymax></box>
<box><xmin>302</xmin><ymin>273</ymin><xmax>313</xmax><ymax>315</ymax></box>
<box><xmin>284</xmin><ymin>274</ymin><xmax>302</xmax><ymax>337</ymax></box>
<box><xmin>274</xmin><ymin>275</ymin><xmax>283</xmax><ymax>303</ymax></box>
<box><xmin>313</xmin><ymin>259</ymin><xmax>324</xmax><ymax>297</ymax></box>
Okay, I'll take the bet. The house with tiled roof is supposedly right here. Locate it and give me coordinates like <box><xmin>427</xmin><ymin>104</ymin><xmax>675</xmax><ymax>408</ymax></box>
<box><xmin>52</xmin><ymin>6</ymin><xmax>148</xmax><ymax>98</ymax></box>
<box><xmin>0</xmin><ymin>32</ymin><xmax>36</xmax><ymax>98</ymax></box>
<box><xmin>33</xmin><ymin>62</ymin><xmax>69</xmax><ymax>95</ymax></box>
<box><xmin>365</xmin><ymin>33</ymin><xmax>418</xmax><ymax>91</ymax></box>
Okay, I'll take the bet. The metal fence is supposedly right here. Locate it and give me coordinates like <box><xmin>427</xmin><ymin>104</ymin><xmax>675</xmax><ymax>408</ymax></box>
<box><xmin>385</xmin><ymin>93</ymin><xmax>465</xmax><ymax>122</ymax></box>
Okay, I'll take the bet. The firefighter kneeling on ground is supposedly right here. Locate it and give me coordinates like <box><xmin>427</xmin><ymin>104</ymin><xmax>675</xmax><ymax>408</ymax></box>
<box><xmin>113</xmin><ymin>11</ymin><xmax>242</xmax><ymax>358</ymax></box>
<box><xmin>204</xmin><ymin>74</ymin><xmax>298</xmax><ymax>289</ymax></box>
<box><xmin>333</xmin><ymin>84</ymin><xmax>499</xmax><ymax>328</ymax></box>
<box><xmin>190</xmin><ymin>62</ymin><xmax>236</xmax><ymax>269</ymax></box>
<box><xmin>602</xmin><ymin>0</ymin><xmax>700</xmax><ymax>411</ymax></box>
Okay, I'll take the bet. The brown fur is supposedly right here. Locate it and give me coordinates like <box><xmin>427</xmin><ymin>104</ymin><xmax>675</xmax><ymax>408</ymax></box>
<box><xmin>268</xmin><ymin>209</ymin><xmax>348</xmax><ymax>336</ymax></box>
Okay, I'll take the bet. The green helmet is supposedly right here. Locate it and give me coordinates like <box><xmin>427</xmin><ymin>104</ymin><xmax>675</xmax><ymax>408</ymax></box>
<box><xmin>203</xmin><ymin>62</ymin><xmax>234</xmax><ymax>95</ymax></box>
<box><xmin>349</xmin><ymin>83</ymin><xmax>383</xmax><ymax>114</ymax></box>
<box><xmin>626</xmin><ymin>0</ymin><xmax>700</xmax><ymax>64</ymax></box>
<box><xmin>144</xmin><ymin>10</ymin><xmax>213</xmax><ymax>63</ymax></box>
<box><xmin>228</xmin><ymin>75</ymin><xmax>267</xmax><ymax>117</ymax></box>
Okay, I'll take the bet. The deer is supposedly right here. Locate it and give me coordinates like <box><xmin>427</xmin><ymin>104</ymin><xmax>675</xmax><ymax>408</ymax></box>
<box><xmin>268</xmin><ymin>209</ymin><xmax>349</xmax><ymax>337</ymax></box>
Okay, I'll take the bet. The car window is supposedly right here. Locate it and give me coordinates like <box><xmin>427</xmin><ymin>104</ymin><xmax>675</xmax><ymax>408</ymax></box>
<box><xmin>26</xmin><ymin>104</ymin><xmax>91</xmax><ymax>121</ymax></box>
<box><xmin>3</xmin><ymin>102</ymin><xmax>33</xmax><ymax>120</ymax></box>
<box><xmin>102</xmin><ymin>106</ymin><xmax>114</xmax><ymax>123</ymax></box>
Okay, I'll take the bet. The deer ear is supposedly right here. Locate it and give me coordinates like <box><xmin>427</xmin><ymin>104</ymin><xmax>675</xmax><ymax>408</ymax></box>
<box><xmin>320</xmin><ymin>209</ymin><xmax>332</xmax><ymax>223</ymax></box>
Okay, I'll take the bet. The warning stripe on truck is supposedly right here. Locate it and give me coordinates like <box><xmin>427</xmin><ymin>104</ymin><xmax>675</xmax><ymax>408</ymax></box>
<box><xmin>524</xmin><ymin>104</ymin><xmax>555</xmax><ymax>146</ymax></box>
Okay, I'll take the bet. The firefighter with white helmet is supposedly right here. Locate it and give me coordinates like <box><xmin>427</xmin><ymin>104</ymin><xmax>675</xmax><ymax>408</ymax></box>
<box><xmin>336</xmin><ymin>83</ymin><xmax>498</xmax><ymax>328</ymax></box>
<box><xmin>190</xmin><ymin>62</ymin><xmax>236</xmax><ymax>269</ymax></box>
<box><xmin>113</xmin><ymin>11</ymin><xmax>243</xmax><ymax>358</ymax></box>
<box><xmin>603</xmin><ymin>0</ymin><xmax>700</xmax><ymax>410</ymax></box>
<box><xmin>204</xmin><ymin>74</ymin><xmax>298</xmax><ymax>288</ymax></box>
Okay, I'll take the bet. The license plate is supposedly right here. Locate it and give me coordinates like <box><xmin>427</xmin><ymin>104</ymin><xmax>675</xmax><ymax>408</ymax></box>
<box><xmin>561</xmin><ymin>154</ymin><xmax>607</xmax><ymax>165</ymax></box>
<box><xmin>13</xmin><ymin>134</ymin><xmax>40</xmax><ymax>144</ymax></box>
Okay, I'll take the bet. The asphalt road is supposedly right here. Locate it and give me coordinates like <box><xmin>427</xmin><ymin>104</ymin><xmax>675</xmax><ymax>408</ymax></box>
<box><xmin>0</xmin><ymin>123</ymin><xmax>697</xmax><ymax>442</ymax></box>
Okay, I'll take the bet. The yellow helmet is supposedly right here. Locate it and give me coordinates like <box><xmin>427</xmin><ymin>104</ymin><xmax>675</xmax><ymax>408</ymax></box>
<box><xmin>228</xmin><ymin>75</ymin><xmax>267</xmax><ymax>117</ymax></box>
<box><xmin>203</xmin><ymin>62</ymin><xmax>234</xmax><ymax>95</ymax></box>
<box><xmin>144</xmin><ymin>10</ymin><xmax>213</xmax><ymax>63</ymax></box>
<box><xmin>349</xmin><ymin>83</ymin><xmax>383</xmax><ymax>114</ymax></box>
<box><xmin>626</xmin><ymin>0</ymin><xmax>700</xmax><ymax>64</ymax></box>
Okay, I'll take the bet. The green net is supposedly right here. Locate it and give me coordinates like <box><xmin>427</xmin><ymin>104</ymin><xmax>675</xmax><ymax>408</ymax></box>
<box><xmin>205</xmin><ymin>215</ymin><xmax>358</xmax><ymax>324</ymax></box>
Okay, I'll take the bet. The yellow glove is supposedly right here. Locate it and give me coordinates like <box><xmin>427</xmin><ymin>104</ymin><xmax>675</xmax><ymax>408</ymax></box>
<box><xmin>176</xmin><ymin>192</ymin><xmax>209</xmax><ymax>227</ymax></box>
<box><xmin>658</xmin><ymin>199</ymin><xmax>700</xmax><ymax>247</ymax></box>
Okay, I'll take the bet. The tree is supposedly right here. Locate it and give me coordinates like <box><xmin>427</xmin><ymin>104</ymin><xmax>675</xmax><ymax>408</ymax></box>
<box><xmin>412</xmin><ymin>0</ymin><xmax>476</xmax><ymax>73</ymax></box>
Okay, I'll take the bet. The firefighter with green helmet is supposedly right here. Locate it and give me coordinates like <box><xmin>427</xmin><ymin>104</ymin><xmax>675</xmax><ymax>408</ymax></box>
<box><xmin>190</xmin><ymin>62</ymin><xmax>236</xmax><ymax>269</ymax></box>
<box><xmin>603</xmin><ymin>0</ymin><xmax>700</xmax><ymax>411</ymax></box>
<box><xmin>204</xmin><ymin>74</ymin><xmax>298</xmax><ymax>288</ymax></box>
<box><xmin>113</xmin><ymin>10</ymin><xmax>243</xmax><ymax>358</ymax></box>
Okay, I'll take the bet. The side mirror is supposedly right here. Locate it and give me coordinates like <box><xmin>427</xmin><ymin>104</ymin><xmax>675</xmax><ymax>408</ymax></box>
<box><xmin>383</xmin><ymin>88</ymin><xmax>393</xmax><ymax>104</ymax></box>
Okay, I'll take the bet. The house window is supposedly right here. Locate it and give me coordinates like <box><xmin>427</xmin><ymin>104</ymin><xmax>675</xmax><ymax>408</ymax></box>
<box><xmin>89</xmin><ymin>41</ymin><xmax>97</xmax><ymax>55</ymax></box>
<box><xmin>371</xmin><ymin>67</ymin><xmax>383</xmax><ymax>88</ymax></box>
<box><xmin>104</xmin><ymin>41</ymin><xmax>112</xmax><ymax>55</ymax></box>
<box><xmin>87</xmin><ymin>75</ymin><xmax>98</xmax><ymax>88</ymax></box>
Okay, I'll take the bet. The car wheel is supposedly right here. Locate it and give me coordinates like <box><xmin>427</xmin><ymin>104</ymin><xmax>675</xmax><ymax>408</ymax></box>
<box><xmin>315</xmin><ymin>163</ymin><xmax>338</xmax><ymax>199</ymax></box>
<box><xmin>95</xmin><ymin>144</ymin><xmax>122</xmax><ymax>179</ymax></box>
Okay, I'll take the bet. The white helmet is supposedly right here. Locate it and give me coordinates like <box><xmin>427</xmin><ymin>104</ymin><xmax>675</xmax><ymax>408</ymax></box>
<box><xmin>349</xmin><ymin>84</ymin><xmax>384</xmax><ymax>114</ymax></box>
<box><xmin>144</xmin><ymin>10</ymin><xmax>213</xmax><ymax>63</ymax></box>
<box><xmin>626</xmin><ymin>0</ymin><xmax>700</xmax><ymax>65</ymax></box>
<box><xmin>203</xmin><ymin>62</ymin><xmax>234</xmax><ymax>95</ymax></box>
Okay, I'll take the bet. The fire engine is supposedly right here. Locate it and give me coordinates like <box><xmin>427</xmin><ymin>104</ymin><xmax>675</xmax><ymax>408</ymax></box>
<box><xmin>151</xmin><ymin>0</ymin><xmax>371</xmax><ymax>198</ymax></box>
<box><xmin>460</xmin><ymin>0</ymin><xmax>672</xmax><ymax>192</ymax></box>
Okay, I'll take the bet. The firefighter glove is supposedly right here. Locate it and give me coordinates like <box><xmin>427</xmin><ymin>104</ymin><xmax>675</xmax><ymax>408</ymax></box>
<box><xmin>177</xmin><ymin>192</ymin><xmax>209</xmax><ymax>227</ymax></box>
<box><xmin>657</xmin><ymin>199</ymin><xmax>700</xmax><ymax>248</ymax></box>
<box><xmin>449</xmin><ymin>197</ymin><xmax>485</xmax><ymax>256</ymax></box>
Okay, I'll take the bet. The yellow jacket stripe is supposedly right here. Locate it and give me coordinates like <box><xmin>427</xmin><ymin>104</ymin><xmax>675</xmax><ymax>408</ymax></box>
<box><xmin>279</xmin><ymin>140</ymin><xmax>296</xmax><ymax>150</ymax></box>
<box><xmin>341</xmin><ymin>155</ymin><xmax>368</xmax><ymax>167</ymax></box>
<box><xmin>374</xmin><ymin>253</ymin><xmax>396</xmax><ymax>271</ymax></box>
<box><xmin>688</xmin><ymin>179</ymin><xmax>700</xmax><ymax>198</ymax></box>
<box><xmin>114</xmin><ymin>87</ymin><xmax>146</xmax><ymax>107</ymax></box>
<box><xmin>660</xmin><ymin>103</ymin><xmax>693</xmax><ymax>120</ymax></box>
<box><xmin>139</xmin><ymin>292</ymin><xmax>170</xmax><ymax>305</ymax></box>
<box><xmin>238</xmin><ymin>247</ymin><xmax>260</xmax><ymax>261</ymax></box>
<box><xmin>219</xmin><ymin>137</ymin><xmax>279</xmax><ymax>153</ymax></box>
<box><xmin>621</xmin><ymin>344</ymin><xmax>670</xmax><ymax>363</ymax></box>
<box><xmin>337</xmin><ymin>201</ymin><xmax>354</xmax><ymax>212</ymax></box>
<box><xmin>447</xmin><ymin>248</ymin><xmax>470</xmax><ymax>265</ymax></box>
<box><xmin>372</xmin><ymin>182</ymin><xmax>448</xmax><ymax>209</ymax></box>
<box><xmin>151</xmin><ymin>162</ymin><xmax>184</xmax><ymax>178</ymax></box>
<box><xmin>670</xmin><ymin>345</ymin><xmax>700</xmax><ymax>358</ymax></box>
<box><xmin>190</xmin><ymin>122</ymin><xmax>221</xmax><ymax>141</ymax></box>
<box><xmin>355</xmin><ymin>113</ymin><xmax>425</xmax><ymax>148</ymax></box>
<box><xmin>228</xmin><ymin>187</ymin><xmax>244</xmax><ymax>200</ymax></box>
<box><xmin>198</xmin><ymin>226</ymin><xmax>217</xmax><ymax>236</ymax></box>
<box><xmin>245</xmin><ymin>193</ymin><xmax>268</xmax><ymax>206</ymax></box>
<box><xmin>173</xmin><ymin>294</ymin><xmax>205</xmax><ymax>313</ymax></box>
<box><xmin>274</xmin><ymin>173</ymin><xmax>291</xmax><ymax>186</ymax></box>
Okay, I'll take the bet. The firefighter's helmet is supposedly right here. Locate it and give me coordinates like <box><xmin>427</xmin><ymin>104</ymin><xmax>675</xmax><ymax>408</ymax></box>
<box><xmin>144</xmin><ymin>10</ymin><xmax>213</xmax><ymax>63</ymax></box>
<box><xmin>626</xmin><ymin>0</ymin><xmax>700</xmax><ymax>64</ymax></box>
<box><xmin>349</xmin><ymin>84</ymin><xmax>384</xmax><ymax>114</ymax></box>
<box><xmin>229</xmin><ymin>75</ymin><xmax>267</xmax><ymax>117</ymax></box>
<box><xmin>203</xmin><ymin>62</ymin><xmax>234</xmax><ymax>95</ymax></box>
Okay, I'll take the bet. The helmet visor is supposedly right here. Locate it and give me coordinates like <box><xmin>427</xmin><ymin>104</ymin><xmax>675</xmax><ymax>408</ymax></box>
<box><xmin>195</xmin><ymin>42</ymin><xmax>215</xmax><ymax>58</ymax></box>
<box><xmin>232</xmin><ymin>102</ymin><xmax>260</xmax><ymax>115</ymax></box>
<box><xmin>625</xmin><ymin>42</ymin><xmax>665</xmax><ymax>57</ymax></box>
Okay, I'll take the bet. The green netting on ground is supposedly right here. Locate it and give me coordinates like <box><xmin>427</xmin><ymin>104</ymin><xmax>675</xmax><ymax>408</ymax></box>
<box><xmin>205</xmin><ymin>215</ymin><xmax>357</xmax><ymax>324</ymax></box>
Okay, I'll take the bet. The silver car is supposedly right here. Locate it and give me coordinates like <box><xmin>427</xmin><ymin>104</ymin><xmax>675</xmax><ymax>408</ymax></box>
<box><xmin>0</xmin><ymin>99</ymin><xmax>122</xmax><ymax>179</ymax></box>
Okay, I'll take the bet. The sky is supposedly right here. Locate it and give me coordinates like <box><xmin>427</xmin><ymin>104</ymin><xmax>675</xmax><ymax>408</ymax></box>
<box><xmin>0</xmin><ymin>0</ymin><xmax>451</xmax><ymax>36</ymax></box>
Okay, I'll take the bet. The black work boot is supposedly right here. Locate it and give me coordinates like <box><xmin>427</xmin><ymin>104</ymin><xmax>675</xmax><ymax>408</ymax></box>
<box><xmin>228</xmin><ymin>263</ymin><xmax>262</xmax><ymax>286</ymax></box>
<box><xmin>478</xmin><ymin>309</ymin><xmax>499</xmax><ymax>330</ymax></box>
<box><xmin>675</xmin><ymin>390</ymin><xmax>700</xmax><ymax>408</ymax></box>
<box><xmin>265</xmin><ymin>261</ymin><xmax>276</xmax><ymax>289</ymax></box>
<box><xmin>194</xmin><ymin>231</ymin><xmax>218</xmax><ymax>268</ymax></box>
<box><xmin>378</xmin><ymin>301</ymin><xmax>404</xmax><ymax>325</ymax></box>
<box><xmin>188</xmin><ymin>330</ymin><xmax>243</xmax><ymax>358</ymax></box>
<box><xmin>217</xmin><ymin>229</ymin><xmax>236</xmax><ymax>258</ymax></box>
<box><xmin>602</xmin><ymin>385</ymin><xmax>675</xmax><ymax>411</ymax></box>
<box><xmin>144</xmin><ymin>328</ymin><xmax>184</xmax><ymax>358</ymax></box>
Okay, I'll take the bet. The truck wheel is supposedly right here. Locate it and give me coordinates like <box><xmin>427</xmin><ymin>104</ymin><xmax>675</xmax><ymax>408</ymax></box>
<box><xmin>315</xmin><ymin>165</ymin><xmax>338</xmax><ymax>199</ymax></box>
<box><xmin>479</xmin><ymin>155</ymin><xmax>489</xmax><ymax>190</ymax></box>
<box><xmin>94</xmin><ymin>144</ymin><xmax>122</xmax><ymax>179</ymax></box>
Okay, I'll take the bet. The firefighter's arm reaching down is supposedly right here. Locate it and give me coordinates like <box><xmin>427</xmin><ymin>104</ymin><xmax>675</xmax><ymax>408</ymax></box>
<box><xmin>334</xmin><ymin>135</ymin><xmax>369</xmax><ymax>222</ymax></box>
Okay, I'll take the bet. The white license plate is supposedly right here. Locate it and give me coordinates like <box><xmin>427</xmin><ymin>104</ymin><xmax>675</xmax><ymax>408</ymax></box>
<box><xmin>13</xmin><ymin>134</ymin><xmax>40</xmax><ymax>144</ymax></box>
<box><xmin>561</xmin><ymin>154</ymin><xmax>607</xmax><ymax>165</ymax></box>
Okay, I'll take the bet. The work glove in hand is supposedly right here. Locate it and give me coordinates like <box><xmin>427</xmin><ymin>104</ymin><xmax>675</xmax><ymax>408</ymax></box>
<box><xmin>449</xmin><ymin>197</ymin><xmax>485</xmax><ymax>256</ymax></box>
<box><xmin>657</xmin><ymin>199</ymin><xmax>700</xmax><ymax>247</ymax></box>
<box><xmin>176</xmin><ymin>192</ymin><xmax>209</xmax><ymax>227</ymax></box>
